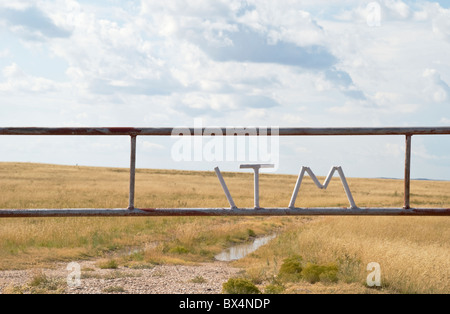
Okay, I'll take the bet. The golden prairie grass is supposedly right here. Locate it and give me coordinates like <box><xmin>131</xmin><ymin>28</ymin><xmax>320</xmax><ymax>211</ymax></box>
<box><xmin>0</xmin><ymin>163</ymin><xmax>293</xmax><ymax>269</ymax></box>
<box><xmin>2</xmin><ymin>162</ymin><xmax>449</xmax><ymax>209</ymax></box>
<box><xmin>234</xmin><ymin>216</ymin><xmax>450</xmax><ymax>294</ymax></box>
<box><xmin>0</xmin><ymin>162</ymin><xmax>449</xmax><ymax>294</ymax></box>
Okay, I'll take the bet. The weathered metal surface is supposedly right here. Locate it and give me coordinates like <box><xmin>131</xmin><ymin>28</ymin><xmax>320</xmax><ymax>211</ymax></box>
<box><xmin>1</xmin><ymin>126</ymin><xmax>450</xmax><ymax>217</ymax></box>
<box><xmin>289</xmin><ymin>166</ymin><xmax>357</xmax><ymax>209</ymax></box>
<box><xmin>404</xmin><ymin>135</ymin><xmax>412</xmax><ymax>209</ymax></box>
<box><xmin>0</xmin><ymin>207</ymin><xmax>448</xmax><ymax>217</ymax></box>
<box><xmin>128</xmin><ymin>135</ymin><xmax>137</xmax><ymax>210</ymax></box>
<box><xmin>2</xmin><ymin>127</ymin><xmax>450</xmax><ymax>136</ymax></box>
<box><xmin>336</xmin><ymin>167</ymin><xmax>357</xmax><ymax>209</ymax></box>
<box><xmin>240</xmin><ymin>164</ymin><xmax>275</xmax><ymax>209</ymax></box>
<box><xmin>214</xmin><ymin>167</ymin><xmax>237</xmax><ymax>209</ymax></box>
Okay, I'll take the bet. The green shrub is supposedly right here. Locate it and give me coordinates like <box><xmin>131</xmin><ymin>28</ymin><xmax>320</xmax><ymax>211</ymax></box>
<box><xmin>222</xmin><ymin>278</ymin><xmax>261</xmax><ymax>294</ymax></box>
<box><xmin>28</xmin><ymin>271</ymin><xmax>65</xmax><ymax>294</ymax></box>
<box><xmin>128</xmin><ymin>250</ymin><xmax>145</xmax><ymax>261</ymax></box>
<box><xmin>169</xmin><ymin>246</ymin><xmax>190</xmax><ymax>254</ymax></box>
<box><xmin>247</xmin><ymin>229</ymin><xmax>256</xmax><ymax>237</ymax></box>
<box><xmin>301</xmin><ymin>263</ymin><xmax>339</xmax><ymax>284</ymax></box>
<box><xmin>277</xmin><ymin>255</ymin><xmax>340</xmax><ymax>285</ymax></box>
<box><xmin>103</xmin><ymin>286</ymin><xmax>126</xmax><ymax>293</ymax></box>
<box><xmin>277</xmin><ymin>255</ymin><xmax>303</xmax><ymax>282</ymax></box>
<box><xmin>319</xmin><ymin>267</ymin><xmax>339</xmax><ymax>283</ymax></box>
<box><xmin>264</xmin><ymin>284</ymin><xmax>285</xmax><ymax>294</ymax></box>
<box><xmin>29</xmin><ymin>272</ymin><xmax>51</xmax><ymax>288</ymax></box>
<box><xmin>98</xmin><ymin>259</ymin><xmax>119</xmax><ymax>269</ymax></box>
<box><xmin>190</xmin><ymin>276</ymin><xmax>207</xmax><ymax>284</ymax></box>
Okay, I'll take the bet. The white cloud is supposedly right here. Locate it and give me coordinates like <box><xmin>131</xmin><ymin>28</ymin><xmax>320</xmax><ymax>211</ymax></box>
<box><xmin>411</xmin><ymin>2</ymin><xmax>450</xmax><ymax>41</ymax></box>
<box><xmin>0</xmin><ymin>4</ymin><xmax>72</xmax><ymax>40</ymax></box>
<box><xmin>413</xmin><ymin>143</ymin><xmax>440</xmax><ymax>160</ymax></box>
<box><xmin>423</xmin><ymin>68</ymin><xmax>450</xmax><ymax>103</ymax></box>
<box><xmin>294</xmin><ymin>146</ymin><xmax>312</xmax><ymax>154</ymax></box>
<box><xmin>237</xmin><ymin>4</ymin><xmax>326</xmax><ymax>47</ymax></box>
<box><xmin>0</xmin><ymin>63</ymin><xmax>61</xmax><ymax>93</ymax></box>
<box><xmin>0</xmin><ymin>49</ymin><xmax>10</xmax><ymax>58</ymax></box>
<box><xmin>141</xmin><ymin>141</ymin><xmax>165</xmax><ymax>152</ymax></box>
<box><xmin>2</xmin><ymin>63</ymin><xmax>25</xmax><ymax>79</ymax></box>
<box><xmin>432</xmin><ymin>9</ymin><xmax>450</xmax><ymax>41</ymax></box>
<box><xmin>384</xmin><ymin>0</ymin><xmax>411</xmax><ymax>19</ymax></box>
<box><xmin>0</xmin><ymin>0</ymin><xmax>35</xmax><ymax>11</ymax></box>
<box><xmin>440</xmin><ymin>117</ymin><xmax>450</xmax><ymax>124</ymax></box>
<box><xmin>1</xmin><ymin>1</ymin><xmax>450</xmax><ymax>179</ymax></box>
<box><xmin>140</xmin><ymin>0</ymin><xmax>233</xmax><ymax>18</ymax></box>
<box><xmin>384</xmin><ymin>143</ymin><xmax>403</xmax><ymax>158</ymax></box>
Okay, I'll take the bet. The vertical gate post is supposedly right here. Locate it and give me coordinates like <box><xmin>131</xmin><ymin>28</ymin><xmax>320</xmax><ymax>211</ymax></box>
<box><xmin>129</xmin><ymin>135</ymin><xmax>137</xmax><ymax>210</ymax></box>
<box><xmin>254</xmin><ymin>166</ymin><xmax>260</xmax><ymax>209</ymax></box>
<box><xmin>404</xmin><ymin>134</ymin><xmax>412</xmax><ymax>209</ymax></box>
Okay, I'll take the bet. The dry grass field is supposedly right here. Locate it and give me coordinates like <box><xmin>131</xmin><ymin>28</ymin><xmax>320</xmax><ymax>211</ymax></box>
<box><xmin>0</xmin><ymin>162</ymin><xmax>449</xmax><ymax>294</ymax></box>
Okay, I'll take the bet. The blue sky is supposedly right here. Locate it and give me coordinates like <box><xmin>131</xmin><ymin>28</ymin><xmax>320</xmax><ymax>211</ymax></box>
<box><xmin>1</xmin><ymin>0</ymin><xmax>450</xmax><ymax>180</ymax></box>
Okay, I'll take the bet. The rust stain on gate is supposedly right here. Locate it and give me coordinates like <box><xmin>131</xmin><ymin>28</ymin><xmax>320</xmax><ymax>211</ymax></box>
<box><xmin>1</xmin><ymin>127</ymin><xmax>450</xmax><ymax>217</ymax></box>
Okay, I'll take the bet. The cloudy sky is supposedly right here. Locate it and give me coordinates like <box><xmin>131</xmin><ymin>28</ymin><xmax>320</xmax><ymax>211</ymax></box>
<box><xmin>1</xmin><ymin>0</ymin><xmax>450</xmax><ymax>180</ymax></box>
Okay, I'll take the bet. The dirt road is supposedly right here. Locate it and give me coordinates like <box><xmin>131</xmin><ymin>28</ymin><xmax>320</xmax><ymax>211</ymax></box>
<box><xmin>0</xmin><ymin>261</ymin><xmax>241</xmax><ymax>294</ymax></box>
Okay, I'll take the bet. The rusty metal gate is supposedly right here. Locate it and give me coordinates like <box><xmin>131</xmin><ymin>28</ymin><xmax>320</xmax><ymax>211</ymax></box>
<box><xmin>0</xmin><ymin>127</ymin><xmax>449</xmax><ymax>217</ymax></box>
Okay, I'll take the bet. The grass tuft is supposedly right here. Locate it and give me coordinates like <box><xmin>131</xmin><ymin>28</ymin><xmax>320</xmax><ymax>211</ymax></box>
<box><xmin>97</xmin><ymin>259</ymin><xmax>119</xmax><ymax>269</ymax></box>
<box><xmin>0</xmin><ymin>163</ymin><xmax>449</xmax><ymax>294</ymax></box>
<box><xmin>190</xmin><ymin>276</ymin><xmax>207</xmax><ymax>284</ymax></box>
<box><xmin>222</xmin><ymin>278</ymin><xmax>261</xmax><ymax>294</ymax></box>
<box><xmin>103</xmin><ymin>286</ymin><xmax>126</xmax><ymax>293</ymax></box>
<box><xmin>277</xmin><ymin>255</ymin><xmax>303</xmax><ymax>282</ymax></box>
<box><xmin>264</xmin><ymin>283</ymin><xmax>285</xmax><ymax>294</ymax></box>
<box><xmin>301</xmin><ymin>263</ymin><xmax>339</xmax><ymax>284</ymax></box>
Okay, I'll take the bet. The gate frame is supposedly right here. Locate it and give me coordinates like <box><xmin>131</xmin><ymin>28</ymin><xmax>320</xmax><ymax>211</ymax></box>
<box><xmin>0</xmin><ymin>127</ymin><xmax>449</xmax><ymax>217</ymax></box>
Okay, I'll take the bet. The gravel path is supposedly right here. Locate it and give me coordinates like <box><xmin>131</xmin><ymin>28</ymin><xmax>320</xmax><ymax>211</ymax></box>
<box><xmin>0</xmin><ymin>261</ymin><xmax>241</xmax><ymax>294</ymax></box>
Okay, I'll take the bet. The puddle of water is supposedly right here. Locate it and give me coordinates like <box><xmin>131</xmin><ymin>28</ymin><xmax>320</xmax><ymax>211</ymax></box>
<box><xmin>215</xmin><ymin>234</ymin><xmax>277</xmax><ymax>262</ymax></box>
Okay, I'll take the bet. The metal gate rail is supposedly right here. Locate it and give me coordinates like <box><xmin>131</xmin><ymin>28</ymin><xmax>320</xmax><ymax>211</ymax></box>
<box><xmin>1</xmin><ymin>127</ymin><xmax>450</xmax><ymax>217</ymax></box>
